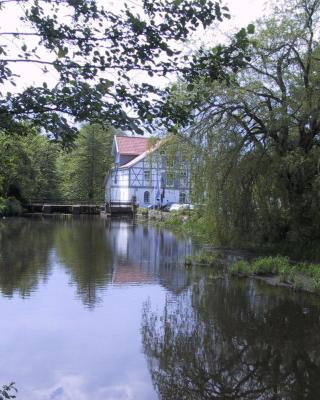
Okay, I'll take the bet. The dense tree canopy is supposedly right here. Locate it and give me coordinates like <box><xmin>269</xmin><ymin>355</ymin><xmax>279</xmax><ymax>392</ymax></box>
<box><xmin>57</xmin><ymin>123</ymin><xmax>115</xmax><ymax>202</ymax></box>
<box><xmin>167</xmin><ymin>0</ymin><xmax>320</xmax><ymax>242</ymax></box>
<box><xmin>0</xmin><ymin>128</ymin><xmax>59</xmax><ymax>213</ymax></box>
<box><xmin>0</xmin><ymin>0</ymin><xmax>229</xmax><ymax>144</ymax></box>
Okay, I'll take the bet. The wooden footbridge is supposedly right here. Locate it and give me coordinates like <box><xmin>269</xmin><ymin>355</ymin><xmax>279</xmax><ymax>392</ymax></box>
<box><xmin>25</xmin><ymin>200</ymin><xmax>103</xmax><ymax>215</ymax></box>
<box><xmin>105</xmin><ymin>201</ymin><xmax>138</xmax><ymax>216</ymax></box>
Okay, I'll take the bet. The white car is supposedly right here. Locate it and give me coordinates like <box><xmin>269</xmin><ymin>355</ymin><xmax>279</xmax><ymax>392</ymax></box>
<box><xmin>168</xmin><ymin>203</ymin><xmax>192</xmax><ymax>212</ymax></box>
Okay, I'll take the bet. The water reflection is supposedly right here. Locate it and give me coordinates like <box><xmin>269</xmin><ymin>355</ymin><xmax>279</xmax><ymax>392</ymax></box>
<box><xmin>142</xmin><ymin>277</ymin><xmax>320</xmax><ymax>399</ymax></box>
<box><xmin>0</xmin><ymin>218</ymin><xmax>192</xmax><ymax>306</ymax></box>
<box><xmin>107</xmin><ymin>220</ymin><xmax>192</xmax><ymax>293</ymax></box>
<box><xmin>2</xmin><ymin>218</ymin><xmax>320</xmax><ymax>399</ymax></box>
<box><xmin>0</xmin><ymin>219</ymin><xmax>53</xmax><ymax>297</ymax></box>
<box><xmin>55</xmin><ymin>219</ymin><xmax>114</xmax><ymax>307</ymax></box>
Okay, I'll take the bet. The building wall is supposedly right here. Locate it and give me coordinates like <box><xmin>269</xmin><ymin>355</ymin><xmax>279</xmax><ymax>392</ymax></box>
<box><xmin>106</xmin><ymin>150</ymin><xmax>190</xmax><ymax>206</ymax></box>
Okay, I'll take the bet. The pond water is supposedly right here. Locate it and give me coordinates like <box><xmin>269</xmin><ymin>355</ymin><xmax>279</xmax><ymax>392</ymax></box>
<box><xmin>1</xmin><ymin>217</ymin><xmax>320</xmax><ymax>400</ymax></box>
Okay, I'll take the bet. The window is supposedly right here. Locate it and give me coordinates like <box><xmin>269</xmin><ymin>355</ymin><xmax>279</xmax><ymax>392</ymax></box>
<box><xmin>144</xmin><ymin>191</ymin><xmax>150</xmax><ymax>204</ymax></box>
<box><xmin>179</xmin><ymin>192</ymin><xmax>186</xmax><ymax>204</ymax></box>
<box><xmin>180</xmin><ymin>170</ymin><xmax>187</xmax><ymax>187</ymax></box>
<box><xmin>166</xmin><ymin>171</ymin><xmax>174</xmax><ymax>187</ymax></box>
<box><xmin>144</xmin><ymin>170</ymin><xmax>151</xmax><ymax>185</ymax></box>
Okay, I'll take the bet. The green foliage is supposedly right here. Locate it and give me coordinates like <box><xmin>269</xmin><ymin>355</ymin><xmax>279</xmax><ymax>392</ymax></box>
<box><xmin>139</xmin><ymin>208</ymin><xmax>149</xmax><ymax>217</ymax></box>
<box><xmin>229</xmin><ymin>260</ymin><xmax>251</xmax><ymax>277</ymax></box>
<box><xmin>278</xmin><ymin>264</ymin><xmax>296</xmax><ymax>284</ymax></box>
<box><xmin>312</xmin><ymin>276</ymin><xmax>320</xmax><ymax>293</ymax></box>
<box><xmin>167</xmin><ymin>0</ymin><xmax>320</xmax><ymax>244</ymax></box>
<box><xmin>0</xmin><ymin>129</ymin><xmax>59</xmax><ymax>212</ymax></box>
<box><xmin>251</xmin><ymin>256</ymin><xmax>289</xmax><ymax>276</ymax></box>
<box><xmin>2</xmin><ymin>198</ymin><xmax>23</xmax><ymax>217</ymax></box>
<box><xmin>184</xmin><ymin>255</ymin><xmax>193</xmax><ymax>267</ymax></box>
<box><xmin>57</xmin><ymin>124</ymin><xmax>114</xmax><ymax>202</ymax></box>
<box><xmin>229</xmin><ymin>256</ymin><xmax>320</xmax><ymax>295</ymax></box>
<box><xmin>0</xmin><ymin>0</ymin><xmax>228</xmax><ymax>143</ymax></box>
<box><xmin>184</xmin><ymin>252</ymin><xmax>220</xmax><ymax>267</ymax></box>
<box><xmin>229</xmin><ymin>256</ymin><xmax>292</xmax><ymax>277</ymax></box>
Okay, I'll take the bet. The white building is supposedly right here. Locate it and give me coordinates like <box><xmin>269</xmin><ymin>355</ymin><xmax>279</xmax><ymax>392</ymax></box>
<box><xmin>105</xmin><ymin>135</ymin><xmax>190</xmax><ymax>209</ymax></box>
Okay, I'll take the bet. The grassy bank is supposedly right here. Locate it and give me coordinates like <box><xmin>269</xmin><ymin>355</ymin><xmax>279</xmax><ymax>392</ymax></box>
<box><xmin>149</xmin><ymin>209</ymin><xmax>320</xmax><ymax>263</ymax></box>
<box><xmin>228</xmin><ymin>256</ymin><xmax>320</xmax><ymax>291</ymax></box>
<box><xmin>184</xmin><ymin>252</ymin><xmax>320</xmax><ymax>295</ymax></box>
<box><xmin>148</xmin><ymin>209</ymin><xmax>216</xmax><ymax>241</ymax></box>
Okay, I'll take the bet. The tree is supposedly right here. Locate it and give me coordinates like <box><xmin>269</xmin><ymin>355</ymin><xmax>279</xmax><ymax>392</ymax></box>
<box><xmin>0</xmin><ymin>129</ymin><xmax>59</xmax><ymax>206</ymax></box>
<box><xmin>0</xmin><ymin>0</ymin><xmax>229</xmax><ymax>145</ymax></box>
<box><xmin>58</xmin><ymin>123</ymin><xmax>114</xmax><ymax>202</ymax></box>
<box><xmin>166</xmin><ymin>0</ymin><xmax>320</xmax><ymax>242</ymax></box>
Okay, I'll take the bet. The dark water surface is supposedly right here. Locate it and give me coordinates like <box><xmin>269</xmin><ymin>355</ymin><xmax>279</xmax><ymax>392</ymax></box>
<box><xmin>1</xmin><ymin>218</ymin><xmax>320</xmax><ymax>400</ymax></box>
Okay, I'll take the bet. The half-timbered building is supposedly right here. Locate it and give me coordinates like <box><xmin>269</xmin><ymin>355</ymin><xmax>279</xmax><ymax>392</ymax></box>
<box><xmin>105</xmin><ymin>135</ymin><xmax>190</xmax><ymax>209</ymax></box>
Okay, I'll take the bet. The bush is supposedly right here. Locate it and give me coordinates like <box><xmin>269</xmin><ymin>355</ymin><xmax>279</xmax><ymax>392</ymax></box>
<box><xmin>184</xmin><ymin>255</ymin><xmax>193</xmax><ymax>267</ymax></box>
<box><xmin>6</xmin><ymin>197</ymin><xmax>23</xmax><ymax>216</ymax></box>
<box><xmin>252</xmin><ymin>256</ymin><xmax>289</xmax><ymax>276</ymax></box>
<box><xmin>139</xmin><ymin>207</ymin><xmax>148</xmax><ymax>216</ymax></box>
<box><xmin>184</xmin><ymin>252</ymin><xmax>221</xmax><ymax>267</ymax></box>
<box><xmin>278</xmin><ymin>264</ymin><xmax>296</xmax><ymax>284</ymax></box>
<box><xmin>193</xmin><ymin>252</ymin><xmax>220</xmax><ymax>266</ymax></box>
<box><xmin>229</xmin><ymin>260</ymin><xmax>251</xmax><ymax>277</ymax></box>
<box><xmin>312</xmin><ymin>275</ymin><xmax>320</xmax><ymax>293</ymax></box>
<box><xmin>0</xmin><ymin>197</ymin><xmax>6</xmax><ymax>216</ymax></box>
<box><xmin>0</xmin><ymin>197</ymin><xmax>23</xmax><ymax>217</ymax></box>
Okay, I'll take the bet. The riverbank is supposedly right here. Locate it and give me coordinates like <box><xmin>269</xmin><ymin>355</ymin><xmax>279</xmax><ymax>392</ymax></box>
<box><xmin>228</xmin><ymin>256</ymin><xmax>320</xmax><ymax>293</ymax></box>
<box><xmin>185</xmin><ymin>252</ymin><xmax>320</xmax><ymax>296</ymax></box>
<box><xmin>137</xmin><ymin>208</ymin><xmax>213</xmax><ymax>241</ymax></box>
<box><xmin>140</xmin><ymin>208</ymin><xmax>320</xmax><ymax>262</ymax></box>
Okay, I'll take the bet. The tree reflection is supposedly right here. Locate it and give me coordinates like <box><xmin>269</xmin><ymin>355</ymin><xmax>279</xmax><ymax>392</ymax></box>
<box><xmin>55</xmin><ymin>218</ymin><xmax>113</xmax><ymax>307</ymax></box>
<box><xmin>142</xmin><ymin>277</ymin><xmax>320</xmax><ymax>399</ymax></box>
<box><xmin>0</xmin><ymin>219</ymin><xmax>53</xmax><ymax>297</ymax></box>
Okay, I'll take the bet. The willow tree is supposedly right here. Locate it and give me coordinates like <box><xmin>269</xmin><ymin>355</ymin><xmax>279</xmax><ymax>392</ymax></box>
<box><xmin>166</xmin><ymin>0</ymin><xmax>320</xmax><ymax>243</ymax></box>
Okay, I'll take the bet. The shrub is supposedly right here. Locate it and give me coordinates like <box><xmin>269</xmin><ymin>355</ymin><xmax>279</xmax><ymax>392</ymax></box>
<box><xmin>312</xmin><ymin>275</ymin><xmax>320</xmax><ymax>293</ymax></box>
<box><xmin>184</xmin><ymin>255</ymin><xmax>193</xmax><ymax>267</ymax></box>
<box><xmin>229</xmin><ymin>260</ymin><xmax>251</xmax><ymax>277</ymax></box>
<box><xmin>5</xmin><ymin>197</ymin><xmax>23</xmax><ymax>216</ymax></box>
<box><xmin>139</xmin><ymin>207</ymin><xmax>148</xmax><ymax>216</ymax></box>
<box><xmin>252</xmin><ymin>256</ymin><xmax>289</xmax><ymax>276</ymax></box>
<box><xmin>184</xmin><ymin>252</ymin><xmax>221</xmax><ymax>267</ymax></box>
<box><xmin>193</xmin><ymin>252</ymin><xmax>220</xmax><ymax>266</ymax></box>
<box><xmin>278</xmin><ymin>264</ymin><xmax>296</xmax><ymax>284</ymax></box>
<box><xmin>0</xmin><ymin>197</ymin><xmax>6</xmax><ymax>216</ymax></box>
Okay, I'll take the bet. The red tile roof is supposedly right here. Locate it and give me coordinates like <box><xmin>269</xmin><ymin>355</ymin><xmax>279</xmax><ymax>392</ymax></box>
<box><xmin>115</xmin><ymin>136</ymin><xmax>151</xmax><ymax>155</ymax></box>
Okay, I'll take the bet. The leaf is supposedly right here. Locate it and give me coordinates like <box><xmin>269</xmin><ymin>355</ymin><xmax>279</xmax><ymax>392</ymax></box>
<box><xmin>57</xmin><ymin>47</ymin><xmax>68</xmax><ymax>58</ymax></box>
<box><xmin>247</xmin><ymin>24</ymin><xmax>255</xmax><ymax>34</ymax></box>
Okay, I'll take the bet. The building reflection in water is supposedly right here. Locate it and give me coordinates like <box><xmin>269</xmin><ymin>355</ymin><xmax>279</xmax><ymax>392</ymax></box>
<box><xmin>0</xmin><ymin>218</ymin><xmax>192</xmax><ymax>307</ymax></box>
<box><xmin>106</xmin><ymin>219</ymin><xmax>192</xmax><ymax>293</ymax></box>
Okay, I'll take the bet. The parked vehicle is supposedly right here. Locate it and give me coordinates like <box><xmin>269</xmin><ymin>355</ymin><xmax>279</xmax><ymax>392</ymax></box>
<box><xmin>168</xmin><ymin>203</ymin><xmax>195</xmax><ymax>212</ymax></box>
<box><xmin>161</xmin><ymin>202</ymin><xmax>175</xmax><ymax>212</ymax></box>
<box><xmin>147</xmin><ymin>204</ymin><xmax>161</xmax><ymax>210</ymax></box>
